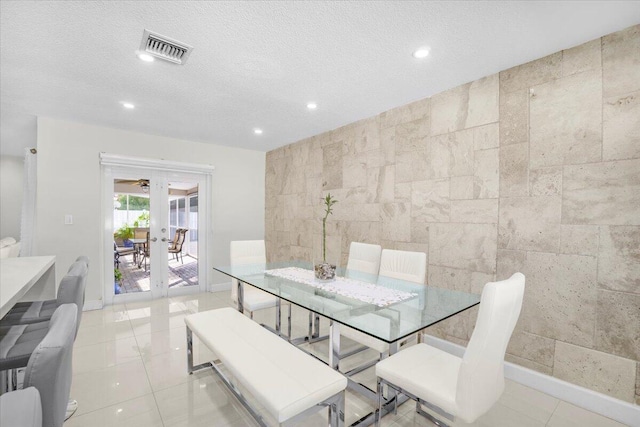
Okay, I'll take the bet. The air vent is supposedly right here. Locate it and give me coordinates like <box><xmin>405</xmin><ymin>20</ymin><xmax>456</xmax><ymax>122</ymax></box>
<box><xmin>139</xmin><ymin>29</ymin><xmax>193</xmax><ymax>65</ymax></box>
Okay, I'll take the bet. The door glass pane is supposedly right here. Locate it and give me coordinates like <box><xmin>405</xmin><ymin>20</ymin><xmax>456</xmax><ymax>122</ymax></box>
<box><xmin>189</xmin><ymin>195</ymin><xmax>198</xmax><ymax>258</ymax></box>
<box><xmin>167</xmin><ymin>183</ymin><xmax>198</xmax><ymax>290</ymax></box>
<box><xmin>113</xmin><ymin>178</ymin><xmax>151</xmax><ymax>295</ymax></box>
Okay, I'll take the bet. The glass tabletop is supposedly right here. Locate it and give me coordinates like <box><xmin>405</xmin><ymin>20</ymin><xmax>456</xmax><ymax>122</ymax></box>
<box><xmin>214</xmin><ymin>261</ymin><xmax>480</xmax><ymax>344</ymax></box>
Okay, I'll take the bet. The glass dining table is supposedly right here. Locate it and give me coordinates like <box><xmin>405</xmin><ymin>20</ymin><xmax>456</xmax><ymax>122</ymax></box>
<box><xmin>214</xmin><ymin>261</ymin><xmax>480</xmax><ymax>425</ymax></box>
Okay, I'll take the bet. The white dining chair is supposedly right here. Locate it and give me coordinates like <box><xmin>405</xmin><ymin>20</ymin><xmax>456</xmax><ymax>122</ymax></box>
<box><xmin>338</xmin><ymin>249</ymin><xmax>427</xmax><ymax>370</ymax></box>
<box><xmin>230</xmin><ymin>240</ymin><xmax>290</xmax><ymax>336</ymax></box>
<box><xmin>374</xmin><ymin>272</ymin><xmax>525</xmax><ymax>427</ymax></box>
<box><xmin>346</xmin><ymin>242</ymin><xmax>382</xmax><ymax>276</ymax></box>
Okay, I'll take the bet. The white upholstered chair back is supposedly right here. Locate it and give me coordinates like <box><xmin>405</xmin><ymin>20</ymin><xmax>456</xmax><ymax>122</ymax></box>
<box><xmin>229</xmin><ymin>240</ymin><xmax>266</xmax><ymax>303</ymax></box>
<box><xmin>346</xmin><ymin>242</ymin><xmax>382</xmax><ymax>275</ymax></box>
<box><xmin>455</xmin><ymin>272</ymin><xmax>525</xmax><ymax>423</ymax></box>
<box><xmin>378</xmin><ymin>249</ymin><xmax>426</xmax><ymax>284</ymax></box>
<box><xmin>56</xmin><ymin>259</ymin><xmax>89</xmax><ymax>337</ymax></box>
<box><xmin>24</xmin><ymin>304</ymin><xmax>77</xmax><ymax>427</ymax></box>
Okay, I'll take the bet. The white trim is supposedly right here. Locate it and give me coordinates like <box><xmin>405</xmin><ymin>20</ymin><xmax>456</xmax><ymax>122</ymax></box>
<box><xmin>423</xmin><ymin>334</ymin><xmax>640</xmax><ymax>427</ymax></box>
<box><xmin>99</xmin><ymin>152</ymin><xmax>215</xmax><ymax>174</ymax></box>
<box><xmin>82</xmin><ymin>300</ymin><xmax>104</xmax><ymax>311</ymax></box>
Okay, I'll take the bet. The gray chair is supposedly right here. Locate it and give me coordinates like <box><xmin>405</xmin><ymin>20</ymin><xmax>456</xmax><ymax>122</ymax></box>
<box><xmin>0</xmin><ymin>386</ymin><xmax>42</xmax><ymax>427</ymax></box>
<box><xmin>23</xmin><ymin>304</ymin><xmax>77</xmax><ymax>427</ymax></box>
<box><xmin>0</xmin><ymin>257</ymin><xmax>88</xmax><ymax>337</ymax></box>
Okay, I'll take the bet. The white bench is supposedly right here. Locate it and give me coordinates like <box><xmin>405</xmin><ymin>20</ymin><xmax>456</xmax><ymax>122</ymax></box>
<box><xmin>185</xmin><ymin>307</ymin><xmax>347</xmax><ymax>426</ymax></box>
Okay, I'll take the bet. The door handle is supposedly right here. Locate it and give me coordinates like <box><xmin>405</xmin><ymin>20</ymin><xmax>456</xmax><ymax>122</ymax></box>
<box><xmin>150</xmin><ymin>237</ymin><xmax>158</xmax><ymax>242</ymax></box>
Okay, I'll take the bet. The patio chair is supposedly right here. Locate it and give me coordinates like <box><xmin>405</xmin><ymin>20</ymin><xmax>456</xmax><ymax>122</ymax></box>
<box><xmin>168</xmin><ymin>228</ymin><xmax>187</xmax><ymax>263</ymax></box>
<box><xmin>113</xmin><ymin>242</ymin><xmax>135</xmax><ymax>268</ymax></box>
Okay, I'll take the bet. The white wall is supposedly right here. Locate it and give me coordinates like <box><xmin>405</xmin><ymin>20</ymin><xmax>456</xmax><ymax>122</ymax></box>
<box><xmin>36</xmin><ymin>118</ymin><xmax>265</xmax><ymax>304</ymax></box>
<box><xmin>0</xmin><ymin>155</ymin><xmax>23</xmax><ymax>239</ymax></box>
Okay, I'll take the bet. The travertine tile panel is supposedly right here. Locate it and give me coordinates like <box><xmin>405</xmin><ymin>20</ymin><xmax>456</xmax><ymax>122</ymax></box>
<box><xmin>529</xmin><ymin>166</ymin><xmax>562</xmax><ymax>196</ymax></box>
<box><xmin>529</xmin><ymin>69</ymin><xmax>602</xmax><ymax>168</ymax></box>
<box><xmin>449</xmin><ymin>129</ymin><xmax>475</xmax><ymax>177</ymax></box>
<box><xmin>474</xmin><ymin>148</ymin><xmax>499</xmax><ymax>199</ymax></box>
<box><xmin>507</xmin><ymin>330</ymin><xmax>555</xmax><ymax>368</ymax></box>
<box><xmin>450</xmin><ymin>199</ymin><xmax>498</xmax><ymax>224</ymax></box>
<box><xmin>371</xmin><ymin>165</ymin><xmax>394</xmax><ymax>203</ymax></box>
<box><xmin>499</xmin><ymin>89</ymin><xmax>529</xmax><ymax>146</ymax></box>
<box><xmin>430</xmin><ymin>83</ymin><xmax>469</xmax><ymax>135</ymax></box>
<box><xmin>342</xmin><ymin>187</ymin><xmax>375</xmax><ymax>205</ymax></box>
<box><xmin>380</xmin><ymin>97</ymin><xmax>430</xmax><ymax>129</ymax></box>
<box><xmin>381</xmin><ymin>202</ymin><xmax>411</xmax><ymax>242</ymax></box>
<box><xmin>450</xmin><ymin>175</ymin><xmax>474</xmax><ymax>200</ymax></box>
<box><xmin>598</xmin><ymin>226</ymin><xmax>640</xmax><ymax>294</ymax></box>
<box><xmin>332</xmin><ymin>203</ymin><xmax>379</xmax><ymax>222</ymax></box>
<box><xmin>411</xmin><ymin>179</ymin><xmax>450</xmax><ymax>223</ymax></box>
<box><xmin>466</xmin><ymin>74</ymin><xmax>499</xmax><ymax>128</ymax></box>
<box><xmin>506</xmin><ymin>354</ymin><xmax>553</xmax><ymax>376</ymax></box>
<box><xmin>473</xmin><ymin>122</ymin><xmax>499</xmax><ymax>150</ymax></box>
<box><xmin>563</xmin><ymin>159</ymin><xmax>640</xmax><ymax>225</ymax></box>
<box><xmin>521</xmin><ymin>252</ymin><xmax>597</xmax><ymax>348</ymax></box>
<box><xmin>498</xmin><ymin>196</ymin><xmax>561</xmax><ymax>252</ymax></box>
<box><xmin>499</xmin><ymin>52</ymin><xmax>562</xmax><ymax>93</ymax></box>
<box><xmin>554</xmin><ymin>341</ymin><xmax>636</xmax><ymax>402</ymax></box>
<box><xmin>602</xmin><ymin>24</ymin><xmax>640</xmax><ymax>98</ymax></box>
<box><xmin>342</xmin><ymin>222</ymin><xmax>382</xmax><ymax>252</ymax></box>
<box><xmin>394</xmin><ymin>241</ymin><xmax>428</xmax><ymax>256</ymax></box>
<box><xmin>559</xmin><ymin>225</ymin><xmax>600</xmax><ymax>256</ymax></box>
<box><xmin>322</xmin><ymin>142</ymin><xmax>343</xmax><ymax>189</ymax></box>
<box><xmin>595</xmin><ymin>289</ymin><xmax>640</xmax><ymax>360</ymax></box>
<box><xmin>394</xmin><ymin>182</ymin><xmax>411</xmax><ymax>202</ymax></box>
<box><xmin>379</xmin><ymin>126</ymin><xmax>396</xmax><ymax>165</ymax></box>
<box><xmin>396</xmin><ymin>149</ymin><xmax>428</xmax><ymax>183</ymax></box>
<box><xmin>427</xmin><ymin>129</ymin><xmax>474</xmax><ymax>179</ymax></box>
<box><xmin>426</xmin><ymin>134</ymin><xmax>451</xmax><ymax>179</ymax></box>
<box><xmin>342</xmin><ymin>156</ymin><xmax>367</xmax><ymax>189</ymax></box>
<box><xmin>395</xmin><ymin>119</ymin><xmax>429</xmax><ymax>152</ymax></box>
<box><xmin>429</xmin><ymin>223</ymin><xmax>497</xmax><ymax>274</ymax></box>
<box><xmin>499</xmin><ymin>143</ymin><xmax>528</xmax><ymax>197</ymax></box>
<box><xmin>603</xmin><ymin>90</ymin><xmax>640</xmax><ymax>161</ymax></box>
<box><xmin>410</xmin><ymin>221</ymin><xmax>429</xmax><ymax>244</ymax></box>
<box><xmin>353</xmin><ymin>116</ymin><xmax>380</xmax><ymax>153</ymax></box>
<box><xmin>428</xmin><ymin>265</ymin><xmax>493</xmax><ymax>295</ymax></box>
<box><xmin>562</xmin><ymin>38</ymin><xmax>601</xmax><ymax>77</ymax></box>
<box><xmin>496</xmin><ymin>249</ymin><xmax>526</xmax><ymax>281</ymax></box>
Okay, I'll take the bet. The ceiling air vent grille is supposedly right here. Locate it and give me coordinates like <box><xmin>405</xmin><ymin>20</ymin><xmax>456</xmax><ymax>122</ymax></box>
<box><xmin>139</xmin><ymin>29</ymin><xmax>193</xmax><ymax>65</ymax></box>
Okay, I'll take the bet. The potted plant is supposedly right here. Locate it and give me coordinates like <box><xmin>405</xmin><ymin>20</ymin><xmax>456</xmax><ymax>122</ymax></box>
<box><xmin>114</xmin><ymin>223</ymin><xmax>134</xmax><ymax>247</ymax></box>
<box><xmin>114</xmin><ymin>267</ymin><xmax>123</xmax><ymax>294</ymax></box>
<box><xmin>314</xmin><ymin>193</ymin><xmax>338</xmax><ymax>281</ymax></box>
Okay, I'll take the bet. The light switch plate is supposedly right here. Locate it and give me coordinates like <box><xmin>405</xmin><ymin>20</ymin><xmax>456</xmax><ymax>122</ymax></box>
<box><xmin>64</xmin><ymin>214</ymin><xmax>73</xmax><ymax>225</ymax></box>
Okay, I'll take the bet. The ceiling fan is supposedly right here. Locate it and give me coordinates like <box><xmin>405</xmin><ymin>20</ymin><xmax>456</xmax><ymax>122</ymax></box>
<box><xmin>116</xmin><ymin>179</ymin><xmax>151</xmax><ymax>193</ymax></box>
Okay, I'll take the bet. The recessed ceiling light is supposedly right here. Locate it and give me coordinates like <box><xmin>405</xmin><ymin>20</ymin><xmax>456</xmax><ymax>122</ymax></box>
<box><xmin>412</xmin><ymin>48</ymin><xmax>430</xmax><ymax>59</ymax></box>
<box><xmin>307</xmin><ymin>102</ymin><xmax>317</xmax><ymax>110</ymax></box>
<box><xmin>121</xmin><ymin>102</ymin><xmax>135</xmax><ymax>109</ymax></box>
<box><xmin>254</xmin><ymin>128</ymin><xmax>263</xmax><ymax>135</ymax></box>
<box><xmin>138</xmin><ymin>53</ymin><xmax>155</xmax><ymax>62</ymax></box>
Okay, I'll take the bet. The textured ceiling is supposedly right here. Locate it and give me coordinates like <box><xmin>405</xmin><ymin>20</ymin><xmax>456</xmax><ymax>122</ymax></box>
<box><xmin>1</xmin><ymin>1</ymin><xmax>639</xmax><ymax>156</ymax></box>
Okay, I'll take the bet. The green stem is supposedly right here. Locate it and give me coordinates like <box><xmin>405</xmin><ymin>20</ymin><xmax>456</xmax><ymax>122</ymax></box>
<box><xmin>322</xmin><ymin>217</ymin><xmax>327</xmax><ymax>262</ymax></box>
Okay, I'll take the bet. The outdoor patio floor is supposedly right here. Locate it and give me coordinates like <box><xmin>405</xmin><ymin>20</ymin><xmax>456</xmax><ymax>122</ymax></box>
<box><xmin>118</xmin><ymin>253</ymin><xmax>198</xmax><ymax>293</ymax></box>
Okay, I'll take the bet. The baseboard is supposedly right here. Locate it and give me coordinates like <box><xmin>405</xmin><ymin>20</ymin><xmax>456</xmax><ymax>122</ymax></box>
<box><xmin>208</xmin><ymin>281</ymin><xmax>231</xmax><ymax>292</ymax></box>
<box><xmin>423</xmin><ymin>334</ymin><xmax>640</xmax><ymax>427</ymax></box>
<box><xmin>82</xmin><ymin>300</ymin><xmax>103</xmax><ymax>311</ymax></box>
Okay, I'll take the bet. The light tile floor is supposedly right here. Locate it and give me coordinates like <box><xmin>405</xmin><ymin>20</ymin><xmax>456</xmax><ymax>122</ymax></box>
<box><xmin>64</xmin><ymin>291</ymin><xmax>627</xmax><ymax>427</ymax></box>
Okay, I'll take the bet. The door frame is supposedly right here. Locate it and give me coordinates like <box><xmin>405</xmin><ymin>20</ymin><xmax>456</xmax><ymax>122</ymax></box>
<box><xmin>100</xmin><ymin>153</ymin><xmax>214</xmax><ymax>305</ymax></box>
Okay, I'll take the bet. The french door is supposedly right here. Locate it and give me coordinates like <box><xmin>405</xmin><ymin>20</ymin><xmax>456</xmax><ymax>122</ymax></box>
<box><xmin>101</xmin><ymin>154</ymin><xmax>212</xmax><ymax>304</ymax></box>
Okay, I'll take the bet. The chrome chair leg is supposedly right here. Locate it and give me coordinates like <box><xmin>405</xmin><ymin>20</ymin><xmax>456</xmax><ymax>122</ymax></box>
<box><xmin>375</xmin><ymin>377</ymin><xmax>384</xmax><ymax>427</ymax></box>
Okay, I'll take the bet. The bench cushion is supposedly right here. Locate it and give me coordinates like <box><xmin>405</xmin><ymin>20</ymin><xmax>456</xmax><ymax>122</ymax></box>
<box><xmin>0</xmin><ymin>387</ymin><xmax>42</xmax><ymax>427</ymax></box>
<box><xmin>185</xmin><ymin>307</ymin><xmax>347</xmax><ymax>423</ymax></box>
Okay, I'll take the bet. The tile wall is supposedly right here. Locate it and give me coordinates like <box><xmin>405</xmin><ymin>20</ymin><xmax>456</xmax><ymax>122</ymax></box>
<box><xmin>265</xmin><ymin>25</ymin><xmax>640</xmax><ymax>404</ymax></box>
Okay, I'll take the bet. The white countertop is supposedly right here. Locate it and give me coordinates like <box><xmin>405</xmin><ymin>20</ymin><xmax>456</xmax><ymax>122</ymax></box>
<box><xmin>0</xmin><ymin>255</ymin><xmax>56</xmax><ymax>318</ymax></box>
